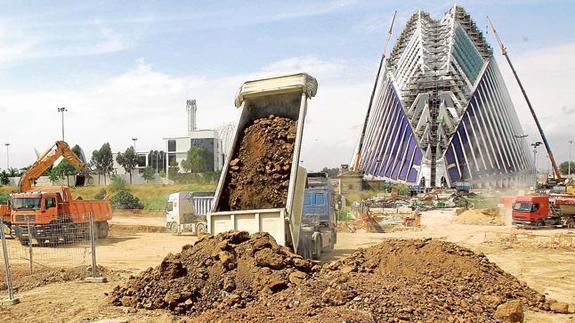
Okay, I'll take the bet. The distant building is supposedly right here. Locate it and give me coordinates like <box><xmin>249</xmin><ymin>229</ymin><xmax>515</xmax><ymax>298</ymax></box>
<box><xmin>354</xmin><ymin>6</ymin><xmax>532</xmax><ymax>189</ymax></box>
<box><xmin>163</xmin><ymin>99</ymin><xmax>226</xmax><ymax>174</ymax></box>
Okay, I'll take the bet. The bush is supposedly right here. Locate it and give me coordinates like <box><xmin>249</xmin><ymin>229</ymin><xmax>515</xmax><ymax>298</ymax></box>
<box><xmin>95</xmin><ymin>188</ymin><xmax>107</xmax><ymax>200</ymax></box>
<box><xmin>109</xmin><ymin>175</ymin><xmax>127</xmax><ymax>193</ymax></box>
<box><xmin>0</xmin><ymin>193</ymin><xmax>9</xmax><ymax>203</ymax></box>
<box><xmin>110</xmin><ymin>190</ymin><xmax>144</xmax><ymax>209</ymax></box>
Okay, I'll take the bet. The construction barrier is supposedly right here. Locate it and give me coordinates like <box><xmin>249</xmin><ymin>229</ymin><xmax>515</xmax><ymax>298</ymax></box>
<box><xmin>0</xmin><ymin>212</ymin><xmax>106</xmax><ymax>305</ymax></box>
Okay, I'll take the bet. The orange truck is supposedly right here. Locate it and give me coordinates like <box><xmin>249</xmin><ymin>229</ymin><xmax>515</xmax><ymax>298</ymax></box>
<box><xmin>512</xmin><ymin>195</ymin><xmax>575</xmax><ymax>228</ymax></box>
<box><xmin>10</xmin><ymin>186</ymin><xmax>112</xmax><ymax>244</ymax></box>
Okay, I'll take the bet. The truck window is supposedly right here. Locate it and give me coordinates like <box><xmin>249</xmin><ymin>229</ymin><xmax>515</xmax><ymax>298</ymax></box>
<box><xmin>167</xmin><ymin>202</ymin><xmax>174</xmax><ymax>212</ymax></box>
<box><xmin>513</xmin><ymin>202</ymin><xmax>531</xmax><ymax>212</ymax></box>
<box><xmin>12</xmin><ymin>198</ymin><xmax>41</xmax><ymax>210</ymax></box>
<box><xmin>315</xmin><ymin>193</ymin><xmax>325</xmax><ymax>206</ymax></box>
<box><xmin>531</xmin><ymin>203</ymin><xmax>539</xmax><ymax>212</ymax></box>
<box><xmin>45</xmin><ymin>197</ymin><xmax>57</xmax><ymax>208</ymax></box>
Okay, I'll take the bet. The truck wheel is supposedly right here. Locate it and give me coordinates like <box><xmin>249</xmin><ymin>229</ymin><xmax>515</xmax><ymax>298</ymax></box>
<box><xmin>168</xmin><ymin>222</ymin><xmax>179</xmax><ymax>234</ymax></box>
<box><xmin>195</xmin><ymin>223</ymin><xmax>207</xmax><ymax>235</ymax></box>
<box><xmin>565</xmin><ymin>217</ymin><xmax>575</xmax><ymax>229</ymax></box>
<box><xmin>97</xmin><ymin>222</ymin><xmax>109</xmax><ymax>239</ymax></box>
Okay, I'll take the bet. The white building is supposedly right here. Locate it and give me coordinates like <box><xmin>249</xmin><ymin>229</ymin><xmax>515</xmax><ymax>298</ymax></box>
<box><xmin>163</xmin><ymin>99</ymin><xmax>226</xmax><ymax>174</ymax></box>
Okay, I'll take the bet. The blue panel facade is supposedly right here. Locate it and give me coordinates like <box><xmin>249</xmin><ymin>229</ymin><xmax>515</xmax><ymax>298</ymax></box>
<box><xmin>359</xmin><ymin>81</ymin><xmax>423</xmax><ymax>183</ymax></box>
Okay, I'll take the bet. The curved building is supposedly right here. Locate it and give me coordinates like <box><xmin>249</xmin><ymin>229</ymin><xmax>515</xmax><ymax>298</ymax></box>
<box><xmin>356</xmin><ymin>6</ymin><xmax>533</xmax><ymax>188</ymax></box>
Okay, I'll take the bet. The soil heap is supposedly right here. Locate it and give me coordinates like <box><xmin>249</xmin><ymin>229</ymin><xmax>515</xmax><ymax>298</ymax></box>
<box><xmin>219</xmin><ymin>115</ymin><xmax>296</xmax><ymax>211</ymax></box>
<box><xmin>109</xmin><ymin>231</ymin><xmax>316</xmax><ymax>315</ymax></box>
<box><xmin>195</xmin><ymin>238</ymin><xmax>551</xmax><ymax>322</ymax></box>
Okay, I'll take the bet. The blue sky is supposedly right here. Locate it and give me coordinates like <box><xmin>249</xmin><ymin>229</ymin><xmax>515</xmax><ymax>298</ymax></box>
<box><xmin>0</xmin><ymin>0</ymin><xmax>574</xmax><ymax>171</ymax></box>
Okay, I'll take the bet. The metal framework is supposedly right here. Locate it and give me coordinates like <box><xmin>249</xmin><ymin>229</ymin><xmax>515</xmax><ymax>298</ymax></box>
<box><xmin>357</xmin><ymin>5</ymin><xmax>533</xmax><ymax>188</ymax></box>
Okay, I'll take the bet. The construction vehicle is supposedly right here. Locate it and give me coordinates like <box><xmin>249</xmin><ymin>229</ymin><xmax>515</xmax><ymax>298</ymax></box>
<box><xmin>209</xmin><ymin>73</ymin><xmax>318</xmax><ymax>258</ymax></box>
<box><xmin>166</xmin><ymin>191</ymin><xmax>214</xmax><ymax>235</ymax></box>
<box><xmin>512</xmin><ymin>195</ymin><xmax>575</xmax><ymax>228</ymax></box>
<box><xmin>299</xmin><ymin>172</ymin><xmax>337</xmax><ymax>259</ymax></box>
<box><xmin>10</xmin><ymin>141</ymin><xmax>112</xmax><ymax>245</ymax></box>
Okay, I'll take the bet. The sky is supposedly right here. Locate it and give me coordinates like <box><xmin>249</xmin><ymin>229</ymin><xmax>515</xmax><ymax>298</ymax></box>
<box><xmin>0</xmin><ymin>0</ymin><xmax>573</xmax><ymax>172</ymax></box>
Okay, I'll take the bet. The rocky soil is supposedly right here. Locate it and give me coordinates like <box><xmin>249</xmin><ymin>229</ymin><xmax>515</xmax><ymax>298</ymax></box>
<box><xmin>218</xmin><ymin>115</ymin><xmax>296</xmax><ymax>211</ymax></box>
<box><xmin>111</xmin><ymin>232</ymin><xmax>561</xmax><ymax>322</ymax></box>
<box><xmin>109</xmin><ymin>231</ymin><xmax>316</xmax><ymax>315</ymax></box>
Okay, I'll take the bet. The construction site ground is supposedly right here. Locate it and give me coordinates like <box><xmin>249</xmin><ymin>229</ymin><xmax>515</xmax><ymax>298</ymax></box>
<box><xmin>1</xmin><ymin>210</ymin><xmax>574</xmax><ymax>322</ymax></box>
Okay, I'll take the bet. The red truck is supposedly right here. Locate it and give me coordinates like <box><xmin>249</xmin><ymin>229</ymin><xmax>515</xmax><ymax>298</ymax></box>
<box><xmin>512</xmin><ymin>195</ymin><xmax>575</xmax><ymax>228</ymax></box>
<box><xmin>10</xmin><ymin>186</ymin><xmax>112</xmax><ymax>245</ymax></box>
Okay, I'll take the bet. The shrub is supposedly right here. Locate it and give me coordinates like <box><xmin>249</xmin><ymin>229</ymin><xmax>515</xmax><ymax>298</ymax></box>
<box><xmin>110</xmin><ymin>190</ymin><xmax>143</xmax><ymax>209</ymax></box>
<box><xmin>109</xmin><ymin>175</ymin><xmax>127</xmax><ymax>193</ymax></box>
<box><xmin>95</xmin><ymin>188</ymin><xmax>107</xmax><ymax>200</ymax></box>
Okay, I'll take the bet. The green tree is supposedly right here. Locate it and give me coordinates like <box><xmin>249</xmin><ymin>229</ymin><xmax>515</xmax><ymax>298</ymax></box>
<box><xmin>181</xmin><ymin>146</ymin><xmax>208</xmax><ymax>173</ymax></box>
<box><xmin>142</xmin><ymin>167</ymin><xmax>155</xmax><ymax>183</ymax></box>
<box><xmin>7</xmin><ymin>168</ymin><xmax>21</xmax><ymax>177</ymax></box>
<box><xmin>71</xmin><ymin>144</ymin><xmax>86</xmax><ymax>163</ymax></box>
<box><xmin>91</xmin><ymin>143</ymin><xmax>114</xmax><ymax>185</ymax></box>
<box><xmin>116</xmin><ymin>147</ymin><xmax>138</xmax><ymax>184</ymax></box>
<box><xmin>48</xmin><ymin>168</ymin><xmax>61</xmax><ymax>185</ymax></box>
<box><xmin>53</xmin><ymin>160</ymin><xmax>77</xmax><ymax>186</ymax></box>
<box><xmin>560</xmin><ymin>161</ymin><xmax>575</xmax><ymax>175</ymax></box>
<box><xmin>0</xmin><ymin>170</ymin><xmax>9</xmax><ymax>185</ymax></box>
<box><xmin>321</xmin><ymin>167</ymin><xmax>340</xmax><ymax>178</ymax></box>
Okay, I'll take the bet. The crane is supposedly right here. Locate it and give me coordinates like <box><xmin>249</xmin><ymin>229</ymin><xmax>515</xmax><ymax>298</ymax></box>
<box><xmin>352</xmin><ymin>10</ymin><xmax>397</xmax><ymax>172</ymax></box>
<box><xmin>487</xmin><ymin>17</ymin><xmax>562</xmax><ymax>183</ymax></box>
<box><xmin>18</xmin><ymin>141</ymin><xmax>87</xmax><ymax>192</ymax></box>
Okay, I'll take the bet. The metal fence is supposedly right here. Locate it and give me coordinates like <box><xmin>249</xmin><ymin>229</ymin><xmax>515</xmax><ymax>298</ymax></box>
<box><xmin>1</xmin><ymin>212</ymin><xmax>105</xmax><ymax>304</ymax></box>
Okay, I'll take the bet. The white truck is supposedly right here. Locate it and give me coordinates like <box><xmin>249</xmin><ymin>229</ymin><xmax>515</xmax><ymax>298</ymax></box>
<box><xmin>208</xmin><ymin>73</ymin><xmax>318</xmax><ymax>258</ymax></box>
<box><xmin>166</xmin><ymin>192</ymin><xmax>214</xmax><ymax>235</ymax></box>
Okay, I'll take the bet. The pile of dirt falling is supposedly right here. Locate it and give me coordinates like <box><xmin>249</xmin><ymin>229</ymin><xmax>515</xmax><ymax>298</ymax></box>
<box><xmin>109</xmin><ymin>231</ymin><xmax>316</xmax><ymax>315</ymax></box>
<box><xmin>219</xmin><ymin>115</ymin><xmax>296</xmax><ymax>211</ymax></box>
<box><xmin>195</xmin><ymin>238</ymin><xmax>552</xmax><ymax>322</ymax></box>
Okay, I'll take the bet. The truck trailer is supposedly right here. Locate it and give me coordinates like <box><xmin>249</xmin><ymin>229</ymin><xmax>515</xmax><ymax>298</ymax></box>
<box><xmin>209</xmin><ymin>73</ymin><xmax>319</xmax><ymax>258</ymax></box>
<box><xmin>11</xmin><ymin>186</ymin><xmax>112</xmax><ymax>245</ymax></box>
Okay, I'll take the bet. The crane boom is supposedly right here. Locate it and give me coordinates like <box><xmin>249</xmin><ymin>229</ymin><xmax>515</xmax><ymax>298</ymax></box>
<box><xmin>352</xmin><ymin>10</ymin><xmax>397</xmax><ymax>172</ymax></box>
<box><xmin>487</xmin><ymin>17</ymin><xmax>562</xmax><ymax>181</ymax></box>
<box><xmin>18</xmin><ymin>141</ymin><xmax>87</xmax><ymax>192</ymax></box>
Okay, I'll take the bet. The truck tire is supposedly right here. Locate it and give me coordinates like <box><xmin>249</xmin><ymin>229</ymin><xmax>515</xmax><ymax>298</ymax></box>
<box><xmin>168</xmin><ymin>222</ymin><xmax>179</xmax><ymax>234</ymax></box>
<box><xmin>312</xmin><ymin>236</ymin><xmax>322</xmax><ymax>260</ymax></box>
<box><xmin>564</xmin><ymin>217</ymin><xmax>575</xmax><ymax>229</ymax></box>
<box><xmin>195</xmin><ymin>223</ymin><xmax>207</xmax><ymax>235</ymax></box>
<box><xmin>97</xmin><ymin>222</ymin><xmax>109</xmax><ymax>239</ymax></box>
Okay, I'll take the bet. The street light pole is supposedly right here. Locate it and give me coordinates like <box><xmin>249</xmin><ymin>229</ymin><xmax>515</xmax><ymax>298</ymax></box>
<box><xmin>4</xmin><ymin>143</ymin><xmax>9</xmax><ymax>169</ymax></box>
<box><xmin>531</xmin><ymin>141</ymin><xmax>542</xmax><ymax>188</ymax></box>
<box><xmin>57</xmin><ymin>107</ymin><xmax>67</xmax><ymax>141</ymax></box>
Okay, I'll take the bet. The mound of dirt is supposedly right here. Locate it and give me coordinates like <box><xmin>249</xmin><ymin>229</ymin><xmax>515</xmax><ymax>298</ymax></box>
<box><xmin>456</xmin><ymin>208</ymin><xmax>505</xmax><ymax>226</ymax></box>
<box><xmin>0</xmin><ymin>265</ymin><xmax>114</xmax><ymax>293</ymax></box>
<box><xmin>110</xmin><ymin>231</ymin><xmax>316</xmax><ymax>315</ymax></box>
<box><xmin>194</xmin><ymin>238</ymin><xmax>551</xmax><ymax>322</ymax></box>
<box><xmin>219</xmin><ymin>115</ymin><xmax>296</xmax><ymax>211</ymax></box>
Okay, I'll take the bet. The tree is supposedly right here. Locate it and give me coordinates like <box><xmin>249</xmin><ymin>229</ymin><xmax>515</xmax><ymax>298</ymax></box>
<box><xmin>53</xmin><ymin>160</ymin><xmax>77</xmax><ymax>186</ymax></box>
<box><xmin>91</xmin><ymin>143</ymin><xmax>114</xmax><ymax>185</ymax></box>
<box><xmin>71</xmin><ymin>144</ymin><xmax>86</xmax><ymax>163</ymax></box>
<box><xmin>116</xmin><ymin>147</ymin><xmax>138</xmax><ymax>184</ymax></box>
<box><xmin>142</xmin><ymin>167</ymin><xmax>155</xmax><ymax>183</ymax></box>
<box><xmin>560</xmin><ymin>161</ymin><xmax>575</xmax><ymax>175</ymax></box>
<box><xmin>48</xmin><ymin>168</ymin><xmax>61</xmax><ymax>185</ymax></box>
<box><xmin>7</xmin><ymin>168</ymin><xmax>21</xmax><ymax>177</ymax></box>
<box><xmin>321</xmin><ymin>167</ymin><xmax>340</xmax><ymax>178</ymax></box>
<box><xmin>0</xmin><ymin>170</ymin><xmax>9</xmax><ymax>185</ymax></box>
<box><xmin>181</xmin><ymin>146</ymin><xmax>208</xmax><ymax>173</ymax></box>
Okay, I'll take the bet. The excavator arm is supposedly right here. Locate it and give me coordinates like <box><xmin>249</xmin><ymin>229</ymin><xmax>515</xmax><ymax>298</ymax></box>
<box><xmin>18</xmin><ymin>141</ymin><xmax>87</xmax><ymax>192</ymax></box>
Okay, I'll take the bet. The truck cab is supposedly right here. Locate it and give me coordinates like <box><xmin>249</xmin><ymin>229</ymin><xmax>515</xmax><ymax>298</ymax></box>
<box><xmin>300</xmin><ymin>172</ymin><xmax>337</xmax><ymax>259</ymax></box>
<box><xmin>512</xmin><ymin>195</ymin><xmax>550</xmax><ymax>226</ymax></box>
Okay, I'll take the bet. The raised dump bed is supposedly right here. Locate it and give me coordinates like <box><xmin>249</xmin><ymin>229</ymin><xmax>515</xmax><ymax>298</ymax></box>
<box><xmin>209</xmin><ymin>73</ymin><xmax>317</xmax><ymax>254</ymax></box>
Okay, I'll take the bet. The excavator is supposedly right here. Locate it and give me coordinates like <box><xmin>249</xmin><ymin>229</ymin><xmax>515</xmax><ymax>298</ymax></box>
<box><xmin>8</xmin><ymin>141</ymin><xmax>112</xmax><ymax>245</ymax></box>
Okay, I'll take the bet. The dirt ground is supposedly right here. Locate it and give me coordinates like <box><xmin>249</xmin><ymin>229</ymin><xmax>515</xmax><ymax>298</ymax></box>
<box><xmin>1</xmin><ymin>210</ymin><xmax>575</xmax><ymax>322</ymax></box>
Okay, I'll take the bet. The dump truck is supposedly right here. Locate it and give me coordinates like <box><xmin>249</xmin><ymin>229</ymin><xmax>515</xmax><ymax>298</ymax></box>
<box><xmin>300</xmin><ymin>172</ymin><xmax>337</xmax><ymax>259</ymax></box>
<box><xmin>166</xmin><ymin>191</ymin><xmax>214</xmax><ymax>234</ymax></box>
<box><xmin>10</xmin><ymin>141</ymin><xmax>112</xmax><ymax>245</ymax></box>
<box><xmin>209</xmin><ymin>73</ymin><xmax>318</xmax><ymax>258</ymax></box>
<box><xmin>11</xmin><ymin>186</ymin><xmax>113</xmax><ymax>244</ymax></box>
<box><xmin>512</xmin><ymin>195</ymin><xmax>575</xmax><ymax>228</ymax></box>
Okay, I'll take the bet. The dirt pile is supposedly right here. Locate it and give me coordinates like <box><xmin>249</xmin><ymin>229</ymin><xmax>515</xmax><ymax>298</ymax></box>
<box><xmin>0</xmin><ymin>265</ymin><xmax>114</xmax><ymax>293</ymax></box>
<box><xmin>110</xmin><ymin>231</ymin><xmax>316</xmax><ymax>315</ymax></box>
<box><xmin>195</xmin><ymin>239</ymin><xmax>551</xmax><ymax>322</ymax></box>
<box><xmin>219</xmin><ymin>115</ymin><xmax>296</xmax><ymax>210</ymax></box>
<box><xmin>456</xmin><ymin>208</ymin><xmax>505</xmax><ymax>225</ymax></box>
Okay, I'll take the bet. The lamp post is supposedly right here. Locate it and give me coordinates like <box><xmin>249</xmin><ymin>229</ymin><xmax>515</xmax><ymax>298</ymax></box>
<box><xmin>57</xmin><ymin>107</ymin><xmax>67</xmax><ymax>141</ymax></box>
<box><xmin>569</xmin><ymin>139</ymin><xmax>573</xmax><ymax>177</ymax></box>
<box><xmin>4</xmin><ymin>143</ymin><xmax>9</xmax><ymax>169</ymax></box>
<box><xmin>132</xmin><ymin>138</ymin><xmax>138</xmax><ymax>151</ymax></box>
<box><xmin>531</xmin><ymin>141</ymin><xmax>542</xmax><ymax>188</ymax></box>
